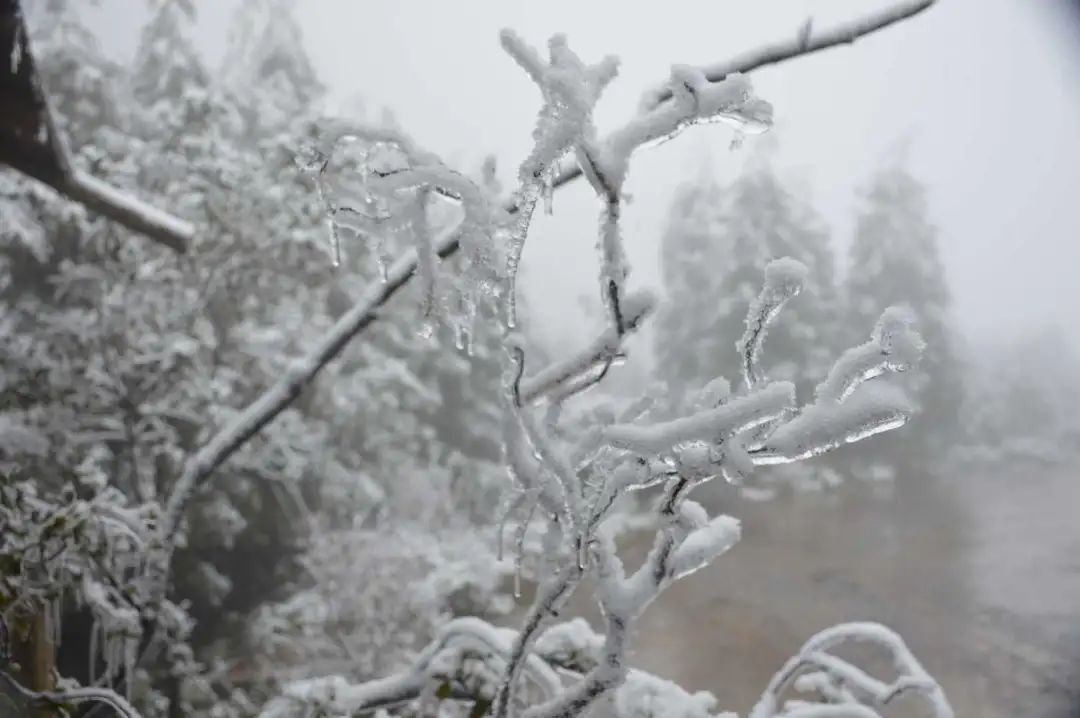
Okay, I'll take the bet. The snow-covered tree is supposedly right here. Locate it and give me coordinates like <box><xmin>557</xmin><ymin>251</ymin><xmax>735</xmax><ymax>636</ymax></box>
<box><xmin>843</xmin><ymin>162</ymin><xmax>962</xmax><ymax>474</ymax></box>
<box><xmin>655</xmin><ymin>156</ymin><xmax>839</xmax><ymax>414</ymax></box>
<box><xmin>957</xmin><ymin>327</ymin><xmax>1080</xmax><ymax>463</ymax></box>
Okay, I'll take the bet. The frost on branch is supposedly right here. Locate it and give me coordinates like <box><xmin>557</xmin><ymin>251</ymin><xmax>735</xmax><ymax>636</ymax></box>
<box><xmin>750</xmin><ymin>622</ymin><xmax>954</xmax><ymax>718</ymax></box>
<box><xmin>500</xmin><ymin>31</ymin><xmax>618</xmax><ymax>328</ymax></box>
<box><xmin>738</xmin><ymin>257</ymin><xmax>808</xmax><ymax>391</ymax></box>
<box><xmin>297</xmin><ymin>120</ymin><xmax>505</xmax><ymax>345</ymax></box>
<box><xmin>815</xmin><ymin>306</ymin><xmax>924</xmax><ymax>403</ymax></box>
<box><xmin>751</xmin><ymin>307</ymin><xmax>925</xmax><ymax>465</ymax></box>
<box><xmin>259</xmin><ymin>6</ymin><xmax>944</xmax><ymax>717</ymax></box>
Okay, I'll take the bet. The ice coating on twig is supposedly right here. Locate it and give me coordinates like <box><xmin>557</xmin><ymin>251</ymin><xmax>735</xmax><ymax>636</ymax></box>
<box><xmin>738</xmin><ymin>257</ymin><xmax>808</xmax><ymax>390</ymax></box>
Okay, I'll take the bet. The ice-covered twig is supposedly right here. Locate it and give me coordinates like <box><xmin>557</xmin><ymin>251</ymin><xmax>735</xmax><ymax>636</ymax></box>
<box><xmin>814</xmin><ymin>307</ymin><xmax>923</xmax><ymax>403</ymax></box>
<box><xmin>601</xmin><ymin>381</ymin><xmax>795</xmax><ymax>455</ymax></box>
<box><xmin>519</xmin><ymin>289</ymin><xmax>655</xmax><ymax>404</ymax></box>
<box><xmin>749</xmin><ymin>307</ymin><xmax>924</xmax><ymax>465</ymax></box>
<box><xmin>499</xmin><ymin>31</ymin><xmax>618</xmax><ymax>327</ymax></box>
<box><xmin>0</xmin><ymin>671</ymin><xmax>143</xmax><ymax>718</ymax></box>
<box><xmin>749</xmin><ymin>622</ymin><xmax>954</xmax><ymax>718</ymax></box>
<box><xmin>738</xmin><ymin>258</ymin><xmax>808</xmax><ymax>391</ymax></box>
<box><xmin>751</xmin><ymin>383</ymin><xmax>913</xmax><ymax>466</ymax></box>
<box><xmin>257</xmin><ymin>617</ymin><xmax>563</xmax><ymax>718</ymax></box>
<box><xmin>639</xmin><ymin>0</ymin><xmax>937</xmax><ymax>111</ymax></box>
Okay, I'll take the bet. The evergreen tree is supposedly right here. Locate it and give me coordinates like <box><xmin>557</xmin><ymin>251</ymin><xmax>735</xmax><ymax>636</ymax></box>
<box><xmin>844</xmin><ymin>162</ymin><xmax>962</xmax><ymax>473</ymax></box>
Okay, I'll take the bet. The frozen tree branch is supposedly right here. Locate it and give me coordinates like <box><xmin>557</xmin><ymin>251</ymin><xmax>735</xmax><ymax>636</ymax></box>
<box><xmin>518</xmin><ymin>289</ymin><xmax>655</xmax><ymax>404</ymax></box>
<box><xmin>0</xmin><ymin>670</ymin><xmax>143</xmax><ymax>718</ymax></box>
<box><xmin>125</xmin><ymin>3</ymin><xmax>942</xmax><ymax>716</ymax></box>
<box><xmin>156</xmin><ymin>0</ymin><xmax>937</xmax><ymax>559</ymax></box>
<box><xmin>639</xmin><ymin>0</ymin><xmax>937</xmax><ymax>110</ymax></box>
<box><xmin>738</xmin><ymin>258</ymin><xmax>808</xmax><ymax>391</ymax></box>
<box><xmin>257</xmin><ymin>617</ymin><xmax>562</xmax><ymax>718</ymax></box>
<box><xmin>749</xmin><ymin>622</ymin><xmax>954</xmax><ymax>718</ymax></box>
<box><xmin>158</xmin><ymin>221</ymin><xmax>463</xmax><ymax>545</ymax></box>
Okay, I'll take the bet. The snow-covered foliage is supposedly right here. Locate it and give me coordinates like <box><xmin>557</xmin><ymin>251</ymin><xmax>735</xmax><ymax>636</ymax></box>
<box><xmin>2</xmin><ymin>2</ymin><xmax>949</xmax><ymax>718</ymax></box>
<box><xmin>3</xmin><ymin>1</ymin><xmax>509</xmax><ymax>715</ymax></box>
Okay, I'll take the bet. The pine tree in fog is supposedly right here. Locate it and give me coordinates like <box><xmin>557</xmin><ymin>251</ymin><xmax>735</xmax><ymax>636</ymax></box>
<box><xmin>843</xmin><ymin>162</ymin><xmax>963</xmax><ymax>473</ymax></box>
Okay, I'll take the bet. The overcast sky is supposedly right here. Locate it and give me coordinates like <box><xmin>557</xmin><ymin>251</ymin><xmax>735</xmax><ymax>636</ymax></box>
<box><xmin>81</xmin><ymin>0</ymin><xmax>1080</xmax><ymax>357</ymax></box>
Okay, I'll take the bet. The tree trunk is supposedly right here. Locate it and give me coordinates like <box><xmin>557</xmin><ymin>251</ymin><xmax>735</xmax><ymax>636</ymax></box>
<box><xmin>12</xmin><ymin>611</ymin><xmax>57</xmax><ymax>718</ymax></box>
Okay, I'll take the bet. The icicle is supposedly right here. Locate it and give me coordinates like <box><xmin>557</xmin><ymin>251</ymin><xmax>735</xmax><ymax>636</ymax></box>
<box><xmin>454</xmin><ymin>323</ymin><xmax>467</xmax><ymax>352</ymax></box>
<box><xmin>89</xmin><ymin>620</ymin><xmax>99</xmax><ymax>685</ymax></box>
<box><xmin>124</xmin><ymin>636</ymin><xmax>137</xmax><ymax>701</ymax></box>
<box><xmin>326</xmin><ymin>218</ymin><xmax>342</xmax><ymax>267</ymax></box>
<box><xmin>372</xmin><ymin>234</ymin><xmax>390</xmax><ymax>283</ymax></box>
<box><xmin>52</xmin><ymin>593</ymin><xmax>62</xmax><ymax>648</ymax></box>
<box><xmin>504</xmin><ymin>184</ymin><xmax>543</xmax><ymax>329</ymax></box>
<box><xmin>542</xmin><ymin>167</ymin><xmax>555</xmax><ymax>215</ymax></box>
<box><xmin>513</xmin><ymin>498</ymin><xmax>538</xmax><ymax>600</ymax></box>
<box><xmin>413</xmin><ymin>188</ymin><xmax>439</xmax><ymax>325</ymax></box>
<box><xmin>10</xmin><ymin>21</ymin><xmax>21</xmax><ymax>74</ymax></box>
<box><xmin>313</xmin><ymin>175</ymin><xmax>344</xmax><ymax>267</ymax></box>
<box><xmin>496</xmin><ymin>490</ymin><xmax>526</xmax><ymax>561</ymax></box>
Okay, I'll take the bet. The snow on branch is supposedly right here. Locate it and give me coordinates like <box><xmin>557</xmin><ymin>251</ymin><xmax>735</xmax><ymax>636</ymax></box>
<box><xmin>149</xmin><ymin>0</ymin><xmax>938</xmax><ymax>572</ymax></box>
<box><xmin>814</xmin><ymin>306</ymin><xmax>924</xmax><ymax>403</ymax></box>
<box><xmin>749</xmin><ymin>307</ymin><xmax>924</xmax><ymax>466</ymax></box>
<box><xmin>257</xmin><ymin>617</ymin><xmax>563</xmax><ymax>718</ymax></box>
<box><xmin>639</xmin><ymin>0</ymin><xmax>937</xmax><ymax>111</ymax></box>
<box><xmin>0</xmin><ymin>670</ymin><xmax>144</xmax><ymax>718</ymax></box>
<box><xmin>739</xmin><ymin>257</ymin><xmax>808</xmax><ymax>391</ymax></box>
<box><xmin>518</xmin><ymin>289</ymin><xmax>656</xmax><ymax>404</ymax></box>
<box><xmin>601</xmin><ymin>381</ymin><xmax>795</xmax><ymax>455</ymax></box>
<box><xmin>749</xmin><ymin>622</ymin><xmax>954</xmax><ymax>718</ymax></box>
<box><xmin>134</xmin><ymin>4</ymin><xmax>941</xmax><ymax>717</ymax></box>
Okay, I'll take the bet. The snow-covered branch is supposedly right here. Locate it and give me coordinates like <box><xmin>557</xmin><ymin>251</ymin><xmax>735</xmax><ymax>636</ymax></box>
<box><xmin>257</xmin><ymin>617</ymin><xmax>563</xmax><ymax>718</ymax></box>
<box><xmin>639</xmin><ymin>0</ymin><xmax>937</xmax><ymax>111</ymax></box>
<box><xmin>749</xmin><ymin>622</ymin><xmax>953</xmax><ymax>718</ymax></box>
<box><xmin>103</xmin><ymin>3</ymin><xmax>943</xmax><ymax>716</ymax></box>
<box><xmin>0</xmin><ymin>670</ymin><xmax>144</xmax><ymax>718</ymax></box>
<box><xmin>153</xmin><ymin>0</ymin><xmax>935</xmax><ymax>568</ymax></box>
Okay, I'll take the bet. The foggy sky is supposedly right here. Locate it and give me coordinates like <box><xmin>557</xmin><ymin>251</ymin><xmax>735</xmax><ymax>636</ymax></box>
<box><xmin>80</xmin><ymin>0</ymin><xmax>1080</xmax><ymax>358</ymax></box>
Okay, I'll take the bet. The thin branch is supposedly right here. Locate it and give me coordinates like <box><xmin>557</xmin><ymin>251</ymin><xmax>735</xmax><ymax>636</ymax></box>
<box><xmin>640</xmin><ymin>0</ymin><xmax>937</xmax><ymax>109</ymax></box>
<box><xmin>158</xmin><ymin>219</ymin><xmax>460</xmax><ymax>543</ymax></box>
<box><xmin>0</xmin><ymin>671</ymin><xmax>143</xmax><ymax>718</ymax></box>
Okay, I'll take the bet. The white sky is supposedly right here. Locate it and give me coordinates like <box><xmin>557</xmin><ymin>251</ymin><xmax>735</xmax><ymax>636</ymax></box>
<box><xmin>81</xmin><ymin>0</ymin><xmax>1080</xmax><ymax>355</ymax></box>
